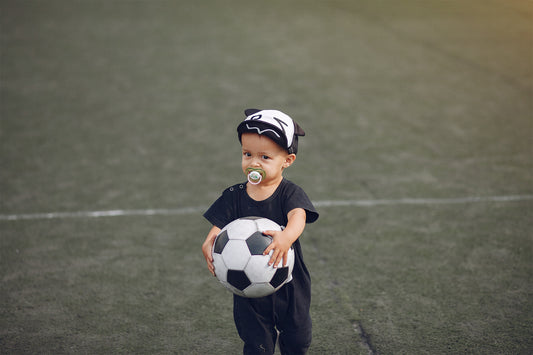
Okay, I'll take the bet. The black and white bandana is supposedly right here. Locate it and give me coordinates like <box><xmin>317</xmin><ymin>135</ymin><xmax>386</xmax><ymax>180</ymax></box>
<box><xmin>237</xmin><ymin>109</ymin><xmax>306</xmax><ymax>154</ymax></box>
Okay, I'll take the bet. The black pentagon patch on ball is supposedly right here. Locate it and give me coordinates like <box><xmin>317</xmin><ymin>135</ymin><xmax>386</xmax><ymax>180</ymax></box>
<box><xmin>270</xmin><ymin>267</ymin><xmax>289</xmax><ymax>288</ymax></box>
<box><xmin>246</xmin><ymin>231</ymin><xmax>272</xmax><ymax>255</ymax></box>
<box><xmin>227</xmin><ymin>270</ymin><xmax>252</xmax><ymax>291</ymax></box>
<box><xmin>213</xmin><ymin>230</ymin><xmax>229</xmax><ymax>254</ymax></box>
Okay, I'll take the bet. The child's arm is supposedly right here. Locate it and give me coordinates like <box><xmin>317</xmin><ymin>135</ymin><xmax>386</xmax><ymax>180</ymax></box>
<box><xmin>202</xmin><ymin>225</ymin><xmax>221</xmax><ymax>276</ymax></box>
<box><xmin>262</xmin><ymin>208</ymin><xmax>306</xmax><ymax>267</ymax></box>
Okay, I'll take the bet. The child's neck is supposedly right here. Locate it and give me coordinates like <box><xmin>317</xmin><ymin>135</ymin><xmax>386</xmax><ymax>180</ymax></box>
<box><xmin>246</xmin><ymin>176</ymin><xmax>283</xmax><ymax>201</ymax></box>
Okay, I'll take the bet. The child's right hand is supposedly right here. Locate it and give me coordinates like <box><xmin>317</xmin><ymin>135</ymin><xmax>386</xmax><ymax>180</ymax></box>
<box><xmin>202</xmin><ymin>226</ymin><xmax>221</xmax><ymax>276</ymax></box>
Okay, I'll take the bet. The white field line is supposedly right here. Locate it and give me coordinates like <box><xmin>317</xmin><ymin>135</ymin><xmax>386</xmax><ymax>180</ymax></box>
<box><xmin>312</xmin><ymin>194</ymin><xmax>533</xmax><ymax>207</ymax></box>
<box><xmin>0</xmin><ymin>206</ymin><xmax>207</xmax><ymax>221</ymax></box>
<box><xmin>1</xmin><ymin>194</ymin><xmax>532</xmax><ymax>221</ymax></box>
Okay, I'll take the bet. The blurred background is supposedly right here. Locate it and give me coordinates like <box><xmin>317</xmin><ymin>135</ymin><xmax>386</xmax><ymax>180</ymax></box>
<box><xmin>1</xmin><ymin>1</ymin><xmax>531</xmax><ymax>353</ymax></box>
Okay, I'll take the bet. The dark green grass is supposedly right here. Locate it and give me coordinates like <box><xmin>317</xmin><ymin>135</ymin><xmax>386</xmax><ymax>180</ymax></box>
<box><xmin>309</xmin><ymin>201</ymin><xmax>532</xmax><ymax>353</ymax></box>
<box><xmin>1</xmin><ymin>0</ymin><xmax>532</xmax><ymax>353</ymax></box>
<box><xmin>1</xmin><ymin>214</ymin><xmax>240</xmax><ymax>353</ymax></box>
<box><xmin>2</xmin><ymin>201</ymin><xmax>531</xmax><ymax>353</ymax></box>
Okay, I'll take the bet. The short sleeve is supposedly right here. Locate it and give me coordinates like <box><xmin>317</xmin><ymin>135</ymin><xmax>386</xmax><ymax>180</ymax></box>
<box><xmin>203</xmin><ymin>188</ymin><xmax>236</xmax><ymax>229</ymax></box>
<box><xmin>284</xmin><ymin>182</ymin><xmax>319</xmax><ymax>224</ymax></box>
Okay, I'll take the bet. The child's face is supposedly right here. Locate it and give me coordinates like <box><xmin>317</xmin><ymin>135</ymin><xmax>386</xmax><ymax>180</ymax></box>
<box><xmin>241</xmin><ymin>133</ymin><xmax>295</xmax><ymax>185</ymax></box>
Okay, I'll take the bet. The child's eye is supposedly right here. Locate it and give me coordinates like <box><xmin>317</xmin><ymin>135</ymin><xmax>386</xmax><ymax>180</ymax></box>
<box><xmin>243</xmin><ymin>152</ymin><xmax>251</xmax><ymax>157</ymax></box>
<box><xmin>262</xmin><ymin>155</ymin><xmax>270</xmax><ymax>160</ymax></box>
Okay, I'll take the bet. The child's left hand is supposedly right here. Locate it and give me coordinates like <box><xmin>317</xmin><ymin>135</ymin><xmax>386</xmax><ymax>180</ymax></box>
<box><xmin>262</xmin><ymin>230</ymin><xmax>293</xmax><ymax>268</ymax></box>
<box><xmin>262</xmin><ymin>208</ymin><xmax>307</xmax><ymax>268</ymax></box>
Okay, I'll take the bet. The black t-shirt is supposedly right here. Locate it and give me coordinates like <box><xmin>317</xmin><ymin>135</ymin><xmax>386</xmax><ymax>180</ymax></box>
<box><xmin>204</xmin><ymin>178</ymin><xmax>319</xmax><ymax>298</ymax></box>
<box><xmin>203</xmin><ymin>178</ymin><xmax>319</xmax><ymax>229</ymax></box>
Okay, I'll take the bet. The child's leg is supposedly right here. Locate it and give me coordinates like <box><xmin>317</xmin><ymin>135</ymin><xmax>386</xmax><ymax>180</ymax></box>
<box><xmin>233</xmin><ymin>295</ymin><xmax>277</xmax><ymax>354</ymax></box>
<box><xmin>278</xmin><ymin>322</ymin><xmax>312</xmax><ymax>355</ymax></box>
<box><xmin>275</xmin><ymin>280</ymin><xmax>312</xmax><ymax>354</ymax></box>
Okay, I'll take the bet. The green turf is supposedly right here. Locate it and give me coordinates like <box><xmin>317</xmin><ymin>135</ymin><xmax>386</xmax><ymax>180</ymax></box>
<box><xmin>1</xmin><ymin>0</ymin><xmax>532</xmax><ymax>353</ymax></box>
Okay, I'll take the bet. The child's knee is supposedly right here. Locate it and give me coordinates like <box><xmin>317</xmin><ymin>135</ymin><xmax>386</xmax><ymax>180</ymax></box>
<box><xmin>278</xmin><ymin>327</ymin><xmax>312</xmax><ymax>355</ymax></box>
<box><xmin>243</xmin><ymin>341</ymin><xmax>275</xmax><ymax>354</ymax></box>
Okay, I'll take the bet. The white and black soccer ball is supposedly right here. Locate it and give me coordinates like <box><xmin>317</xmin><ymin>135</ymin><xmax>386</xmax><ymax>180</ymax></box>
<box><xmin>212</xmin><ymin>217</ymin><xmax>295</xmax><ymax>298</ymax></box>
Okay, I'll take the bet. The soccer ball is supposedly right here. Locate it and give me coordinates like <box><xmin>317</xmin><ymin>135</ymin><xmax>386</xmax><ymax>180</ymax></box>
<box><xmin>212</xmin><ymin>217</ymin><xmax>295</xmax><ymax>298</ymax></box>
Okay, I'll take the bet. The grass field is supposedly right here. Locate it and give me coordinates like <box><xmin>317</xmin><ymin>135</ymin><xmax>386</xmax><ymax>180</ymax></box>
<box><xmin>1</xmin><ymin>0</ymin><xmax>532</xmax><ymax>353</ymax></box>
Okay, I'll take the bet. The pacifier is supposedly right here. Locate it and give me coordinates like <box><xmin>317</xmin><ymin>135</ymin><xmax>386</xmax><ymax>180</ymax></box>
<box><xmin>246</xmin><ymin>168</ymin><xmax>266</xmax><ymax>185</ymax></box>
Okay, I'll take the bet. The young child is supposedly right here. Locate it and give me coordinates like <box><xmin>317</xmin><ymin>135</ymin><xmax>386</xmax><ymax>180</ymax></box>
<box><xmin>202</xmin><ymin>109</ymin><xmax>319</xmax><ymax>354</ymax></box>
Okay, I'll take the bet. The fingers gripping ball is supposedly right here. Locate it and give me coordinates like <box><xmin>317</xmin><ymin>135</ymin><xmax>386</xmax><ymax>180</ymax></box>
<box><xmin>212</xmin><ymin>217</ymin><xmax>295</xmax><ymax>298</ymax></box>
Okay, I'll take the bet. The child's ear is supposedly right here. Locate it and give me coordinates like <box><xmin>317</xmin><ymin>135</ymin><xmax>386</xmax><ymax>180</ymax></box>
<box><xmin>283</xmin><ymin>154</ymin><xmax>296</xmax><ymax>168</ymax></box>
